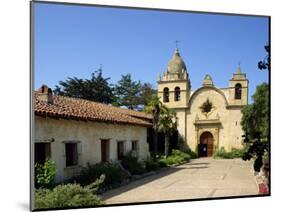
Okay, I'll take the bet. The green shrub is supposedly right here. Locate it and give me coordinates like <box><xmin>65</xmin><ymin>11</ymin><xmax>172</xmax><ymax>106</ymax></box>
<box><xmin>213</xmin><ymin>147</ymin><xmax>227</xmax><ymax>158</ymax></box>
<box><xmin>189</xmin><ymin>151</ymin><xmax>198</xmax><ymax>159</ymax></box>
<box><xmin>183</xmin><ymin>148</ymin><xmax>198</xmax><ymax>159</ymax></box>
<box><xmin>144</xmin><ymin>158</ymin><xmax>169</xmax><ymax>171</ymax></box>
<box><xmin>213</xmin><ymin>147</ymin><xmax>246</xmax><ymax>159</ymax></box>
<box><xmin>157</xmin><ymin>160</ymin><xmax>168</xmax><ymax>168</ymax></box>
<box><xmin>159</xmin><ymin>149</ymin><xmax>191</xmax><ymax>166</ymax></box>
<box><xmin>144</xmin><ymin>159</ymin><xmax>159</xmax><ymax>172</ymax></box>
<box><xmin>35</xmin><ymin>175</ymin><xmax>104</xmax><ymax>209</ymax></box>
<box><xmin>229</xmin><ymin>148</ymin><xmax>246</xmax><ymax>158</ymax></box>
<box><xmin>172</xmin><ymin>149</ymin><xmax>191</xmax><ymax>160</ymax></box>
<box><xmin>35</xmin><ymin>160</ymin><xmax>56</xmax><ymax>189</ymax></box>
<box><xmin>70</xmin><ymin>162</ymin><xmax>127</xmax><ymax>188</ymax></box>
<box><xmin>121</xmin><ymin>152</ymin><xmax>146</xmax><ymax>175</ymax></box>
<box><xmin>122</xmin><ymin>153</ymin><xmax>146</xmax><ymax>175</ymax></box>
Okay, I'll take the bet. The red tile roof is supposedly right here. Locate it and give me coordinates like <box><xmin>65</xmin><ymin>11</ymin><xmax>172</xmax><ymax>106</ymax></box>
<box><xmin>34</xmin><ymin>92</ymin><xmax>152</xmax><ymax>127</ymax></box>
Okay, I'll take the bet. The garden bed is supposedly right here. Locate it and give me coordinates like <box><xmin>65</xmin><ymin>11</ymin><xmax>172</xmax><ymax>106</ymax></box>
<box><xmin>213</xmin><ymin>147</ymin><xmax>246</xmax><ymax>159</ymax></box>
<box><xmin>34</xmin><ymin>149</ymin><xmax>192</xmax><ymax>209</ymax></box>
<box><xmin>97</xmin><ymin>150</ymin><xmax>191</xmax><ymax>193</ymax></box>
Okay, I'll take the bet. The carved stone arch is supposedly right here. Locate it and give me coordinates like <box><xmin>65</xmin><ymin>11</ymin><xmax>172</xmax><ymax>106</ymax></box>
<box><xmin>188</xmin><ymin>86</ymin><xmax>229</xmax><ymax>109</ymax></box>
<box><xmin>198</xmin><ymin>130</ymin><xmax>213</xmax><ymax>141</ymax></box>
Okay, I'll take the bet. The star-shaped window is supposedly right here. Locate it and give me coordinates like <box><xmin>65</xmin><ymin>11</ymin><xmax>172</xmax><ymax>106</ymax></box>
<box><xmin>200</xmin><ymin>99</ymin><xmax>212</xmax><ymax>113</ymax></box>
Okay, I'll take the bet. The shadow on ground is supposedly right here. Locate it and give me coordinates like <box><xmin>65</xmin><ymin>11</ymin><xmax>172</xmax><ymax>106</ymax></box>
<box><xmin>184</xmin><ymin>166</ymin><xmax>208</xmax><ymax>170</ymax></box>
<box><xmin>102</xmin><ymin>161</ymin><xmax>210</xmax><ymax>201</ymax></box>
<box><xmin>185</xmin><ymin>162</ymin><xmax>209</xmax><ymax>166</ymax></box>
<box><xmin>102</xmin><ymin>166</ymin><xmax>184</xmax><ymax>200</ymax></box>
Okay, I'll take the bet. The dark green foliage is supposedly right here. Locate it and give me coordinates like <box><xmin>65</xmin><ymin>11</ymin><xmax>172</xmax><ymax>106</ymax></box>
<box><xmin>53</xmin><ymin>70</ymin><xmax>157</xmax><ymax>110</ymax></box>
<box><xmin>54</xmin><ymin>68</ymin><xmax>115</xmax><ymax>104</ymax></box>
<box><xmin>121</xmin><ymin>152</ymin><xmax>146</xmax><ymax>175</ymax></box>
<box><xmin>159</xmin><ymin>149</ymin><xmax>191</xmax><ymax>166</ymax></box>
<box><xmin>144</xmin><ymin>158</ymin><xmax>168</xmax><ymax>171</ymax></box>
<box><xmin>241</xmin><ymin>83</ymin><xmax>269</xmax><ymax>140</ymax></box>
<box><xmin>144</xmin><ymin>95</ymin><xmax>162</xmax><ymax>159</ymax></box>
<box><xmin>242</xmin><ymin>138</ymin><xmax>269</xmax><ymax>172</ymax></box>
<box><xmin>113</xmin><ymin>74</ymin><xmax>142</xmax><ymax>109</ymax></box>
<box><xmin>213</xmin><ymin>147</ymin><xmax>246</xmax><ymax>159</ymax></box>
<box><xmin>158</xmin><ymin>106</ymin><xmax>177</xmax><ymax>157</ymax></box>
<box><xmin>69</xmin><ymin>162</ymin><xmax>127</xmax><ymax>188</ymax></box>
<box><xmin>258</xmin><ymin>45</ymin><xmax>270</xmax><ymax>70</ymax></box>
<box><xmin>157</xmin><ymin>160</ymin><xmax>169</xmax><ymax>168</ymax></box>
<box><xmin>241</xmin><ymin>44</ymin><xmax>270</xmax><ymax>174</ymax></box>
<box><xmin>35</xmin><ymin>160</ymin><xmax>56</xmax><ymax>189</ymax></box>
<box><xmin>254</xmin><ymin>156</ymin><xmax>263</xmax><ymax>172</ymax></box>
<box><xmin>145</xmin><ymin>159</ymin><xmax>159</xmax><ymax>172</ymax></box>
<box><xmin>139</xmin><ymin>83</ymin><xmax>157</xmax><ymax>107</ymax></box>
<box><xmin>183</xmin><ymin>148</ymin><xmax>198</xmax><ymax>159</ymax></box>
<box><xmin>241</xmin><ymin>83</ymin><xmax>269</xmax><ymax>172</ymax></box>
<box><xmin>35</xmin><ymin>175</ymin><xmax>105</xmax><ymax>209</ymax></box>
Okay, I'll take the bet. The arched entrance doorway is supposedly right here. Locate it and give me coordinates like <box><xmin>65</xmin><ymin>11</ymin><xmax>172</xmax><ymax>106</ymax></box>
<box><xmin>198</xmin><ymin>131</ymin><xmax>214</xmax><ymax>157</ymax></box>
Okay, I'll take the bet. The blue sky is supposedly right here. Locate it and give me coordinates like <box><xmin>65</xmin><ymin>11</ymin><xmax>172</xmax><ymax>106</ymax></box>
<box><xmin>34</xmin><ymin>2</ymin><xmax>269</xmax><ymax>100</ymax></box>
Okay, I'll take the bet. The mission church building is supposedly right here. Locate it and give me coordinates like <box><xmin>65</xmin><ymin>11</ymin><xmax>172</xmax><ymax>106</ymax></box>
<box><xmin>157</xmin><ymin>48</ymin><xmax>248</xmax><ymax>157</ymax></box>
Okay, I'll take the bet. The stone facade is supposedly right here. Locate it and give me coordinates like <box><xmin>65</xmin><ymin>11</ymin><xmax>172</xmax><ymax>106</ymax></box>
<box><xmin>157</xmin><ymin>49</ymin><xmax>248</xmax><ymax>156</ymax></box>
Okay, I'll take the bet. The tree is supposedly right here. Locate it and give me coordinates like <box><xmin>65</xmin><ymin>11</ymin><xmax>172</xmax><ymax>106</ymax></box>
<box><xmin>258</xmin><ymin>45</ymin><xmax>270</xmax><ymax>71</ymax></box>
<box><xmin>139</xmin><ymin>83</ymin><xmax>157</xmax><ymax>107</ymax></box>
<box><xmin>241</xmin><ymin>83</ymin><xmax>269</xmax><ymax>172</ymax></box>
<box><xmin>241</xmin><ymin>83</ymin><xmax>269</xmax><ymax>141</ymax></box>
<box><xmin>113</xmin><ymin>74</ymin><xmax>142</xmax><ymax>109</ymax></box>
<box><xmin>158</xmin><ymin>106</ymin><xmax>177</xmax><ymax>157</ymax></box>
<box><xmin>54</xmin><ymin>77</ymin><xmax>89</xmax><ymax>99</ymax></box>
<box><xmin>144</xmin><ymin>95</ymin><xmax>162</xmax><ymax>159</ymax></box>
<box><xmin>241</xmin><ymin>44</ymin><xmax>270</xmax><ymax>173</ymax></box>
<box><xmin>53</xmin><ymin>68</ymin><xmax>115</xmax><ymax>104</ymax></box>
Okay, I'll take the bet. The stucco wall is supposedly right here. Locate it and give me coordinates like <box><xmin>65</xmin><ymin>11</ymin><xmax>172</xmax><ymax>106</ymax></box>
<box><xmin>181</xmin><ymin>87</ymin><xmax>244</xmax><ymax>152</ymax></box>
<box><xmin>186</xmin><ymin>88</ymin><xmax>228</xmax><ymax>150</ymax></box>
<box><xmin>34</xmin><ymin>116</ymin><xmax>150</xmax><ymax>182</ymax></box>
<box><xmin>158</xmin><ymin>80</ymin><xmax>189</xmax><ymax>108</ymax></box>
<box><xmin>174</xmin><ymin>109</ymin><xmax>187</xmax><ymax>144</ymax></box>
<box><xmin>228</xmin><ymin>79</ymin><xmax>249</xmax><ymax>105</ymax></box>
<box><xmin>225</xmin><ymin>108</ymin><xmax>244</xmax><ymax>150</ymax></box>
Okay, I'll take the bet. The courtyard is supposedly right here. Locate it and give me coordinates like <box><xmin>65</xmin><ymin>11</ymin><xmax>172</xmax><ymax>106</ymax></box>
<box><xmin>102</xmin><ymin>158</ymin><xmax>258</xmax><ymax>204</ymax></box>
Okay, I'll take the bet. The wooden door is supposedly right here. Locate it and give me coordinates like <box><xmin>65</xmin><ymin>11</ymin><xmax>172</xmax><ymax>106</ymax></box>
<box><xmin>199</xmin><ymin>132</ymin><xmax>214</xmax><ymax>157</ymax></box>
<box><xmin>101</xmin><ymin>139</ymin><xmax>109</xmax><ymax>162</ymax></box>
<box><xmin>207</xmin><ymin>136</ymin><xmax>214</xmax><ymax>157</ymax></box>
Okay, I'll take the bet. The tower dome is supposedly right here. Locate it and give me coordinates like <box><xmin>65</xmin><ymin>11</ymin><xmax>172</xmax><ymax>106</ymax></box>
<box><xmin>158</xmin><ymin>48</ymin><xmax>189</xmax><ymax>82</ymax></box>
<box><xmin>167</xmin><ymin>48</ymin><xmax>187</xmax><ymax>74</ymax></box>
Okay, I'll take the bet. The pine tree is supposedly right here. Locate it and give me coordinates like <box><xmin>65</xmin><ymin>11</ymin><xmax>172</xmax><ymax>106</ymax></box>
<box><xmin>53</xmin><ymin>68</ymin><xmax>115</xmax><ymax>104</ymax></box>
<box><xmin>113</xmin><ymin>74</ymin><xmax>142</xmax><ymax>109</ymax></box>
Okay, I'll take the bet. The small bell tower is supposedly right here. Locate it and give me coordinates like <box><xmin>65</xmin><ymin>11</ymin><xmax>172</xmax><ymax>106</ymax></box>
<box><xmin>228</xmin><ymin>65</ymin><xmax>248</xmax><ymax>106</ymax></box>
<box><xmin>157</xmin><ymin>48</ymin><xmax>190</xmax><ymax>109</ymax></box>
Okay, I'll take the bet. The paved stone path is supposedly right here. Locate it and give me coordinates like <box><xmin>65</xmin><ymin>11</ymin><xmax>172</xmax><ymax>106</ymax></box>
<box><xmin>102</xmin><ymin>158</ymin><xmax>258</xmax><ymax>204</ymax></box>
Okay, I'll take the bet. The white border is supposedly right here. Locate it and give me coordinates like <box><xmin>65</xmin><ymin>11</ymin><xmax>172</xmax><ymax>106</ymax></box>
<box><xmin>0</xmin><ymin>0</ymin><xmax>280</xmax><ymax>212</ymax></box>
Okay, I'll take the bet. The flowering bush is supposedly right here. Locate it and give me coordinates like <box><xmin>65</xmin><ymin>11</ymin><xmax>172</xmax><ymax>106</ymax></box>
<box><xmin>35</xmin><ymin>175</ymin><xmax>105</xmax><ymax>209</ymax></box>
<box><xmin>35</xmin><ymin>160</ymin><xmax>56</xmax><ymax>189</ymax></box>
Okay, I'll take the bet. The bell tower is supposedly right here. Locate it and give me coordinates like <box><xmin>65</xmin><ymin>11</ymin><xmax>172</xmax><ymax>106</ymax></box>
<box><xmin>157</xmin><ymin>48</ymin><xmax>190</xmax><ymax>109</ymax></box>
<box><xmin>228</xmin><ymin>66</ymin><xmax>249</xmax><ymax>106</ymax></box>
